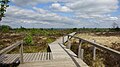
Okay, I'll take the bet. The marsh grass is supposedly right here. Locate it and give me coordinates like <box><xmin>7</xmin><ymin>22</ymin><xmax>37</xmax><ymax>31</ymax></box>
<box><xmin>66</xmin><ymin>37</ymin><xmax>120</xmax><ymax>67</ymax></box>
<box><xmin>1</xmin><ymin>29</ymin><xmax>73</xmax><ymax>53</ymax></box>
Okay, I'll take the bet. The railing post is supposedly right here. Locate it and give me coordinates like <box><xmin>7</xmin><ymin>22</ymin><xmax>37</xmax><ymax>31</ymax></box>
<box><xmin>78</xmin><ymin>40</ymin><xmax>82</xmax><ymax>58</ymax></box>
<box><xmin>93</xmin><ymin>46</ymin><xmax>96</xmax><ymax>60</ymax></box>
<box><xmin>62</xmin><ymin>36</ymin><xmax>64</xmax><ymax>45</ymax></box>
<box><xmin>81</xmin><ymin>49</ymin><xmax>84</xmax><ymax>60</ymax></box>
<box><xmin>67</xmin><ymin>35</ymin><xmax>69</xmax><ymax>41</ymax></box>
<box><xmin>19</xmin><ymin>43</ymin><xmax>23</xmax><ymax>64</ymax></box>
<box><xmin>93</xmin><ymin>40</ymin><xmax>96</xmax><ymax>60</ymax></box>
<box><xmin>66</xmin><ymin>39</ymin><xmax>71</xmax><ymax>49</ymax></box>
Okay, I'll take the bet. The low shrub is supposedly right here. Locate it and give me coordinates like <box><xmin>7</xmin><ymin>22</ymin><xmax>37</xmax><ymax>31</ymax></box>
<box><xmin>24</xmin><ymin>34</ymin><xmax>34</xmax><ymax>45</ymax></box>
<box><xmin>0</xmin><ymin>25</ymin><xmax>11</xmax><ymax>32</ymax></box>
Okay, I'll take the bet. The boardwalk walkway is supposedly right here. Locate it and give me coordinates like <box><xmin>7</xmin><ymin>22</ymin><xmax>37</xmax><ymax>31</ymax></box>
<box><xmin>1</xmin><ymin>32</ymin><xmax>120</xmax><ymax>67</ymax></box>
<box><xmin>2</xmin><ymin>52</ymin><xmax>52</xmax><ymax>64</ymax></box>
<box><xmin>19</xmin><ymin>32</ymin><xmax>88</xmax><ymax>67</ymax></box>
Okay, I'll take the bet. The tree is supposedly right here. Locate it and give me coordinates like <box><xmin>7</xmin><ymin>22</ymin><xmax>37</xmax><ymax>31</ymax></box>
<box><xmin>111</xmin><ymin>22</ymin><xmax>120</xmax><ymax>31</ymax></box>
<box><xmin>112</xmin><ymin>22</ymin><xmax>118</xmax><ymax>28</ymax></box>
<box><xmin>0</xmin><ymin>0</ymin><xmax>9</xmax><ymax>21</ymax></box>
<box><xmin>0</xmin><ymin>25</ymin><xmax>11</xmax><ymax>32</ymax></box>
<box><xmin>72</xmin><ymin>28</ymin><xmax>77</xmax><ymax>31</ymax></box>
<box><xmin>115</xmin><ymin>26</ymin><xmax>120</xmax><ymax>31</ymax></box>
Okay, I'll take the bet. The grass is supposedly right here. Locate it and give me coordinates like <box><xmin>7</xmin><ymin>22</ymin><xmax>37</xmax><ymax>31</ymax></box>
<box><xmin>65</xmin><ymin>32</ymin><xmax>120</xmax><ymax>67</ymax></box>
<box><xmin>23</xmin><ymin>45</ymin><xmax>48</xmax><ymax>53</ymax></box>
<box><xmin>8</xmin><ymin>45</ymin><xmax>49</xmax><ymax>53</ymax></box>
<box><xmin>75</xmin><ymin>32</ymin><xmax>120</xmax><ymax>48</ymax></box>
<box><xmin>0</xmin><ymin>28</ymin><xmax>74</xmax><ymax>53</ymax></box>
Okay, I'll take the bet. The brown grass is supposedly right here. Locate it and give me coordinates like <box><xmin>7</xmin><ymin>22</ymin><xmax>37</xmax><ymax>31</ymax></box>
<box><xmin>75</xmin><ymin>33</ymin><xmax>120</xmax><ymax>47</ymax></box>
<box><xmin>68</xmin><ymin>32</ymin><xmax>120</xmax><ymax>67</ymax></box>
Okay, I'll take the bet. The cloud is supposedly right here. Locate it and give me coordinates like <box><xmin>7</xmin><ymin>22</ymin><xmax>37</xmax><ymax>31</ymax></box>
<box><xmin>12</xmin><ymin>0</ymin><xmax>119</xmax><ymax>15</ymax></box>
<box><xmin>2</xmin><ymin>0</ymin><xmax>120</xmax><ymax>28</ymax></box>
<box><xmin>66</xmin><ymin>0</ymin><xmax>119</xmax><ymax>18</ymax></box>
<box><xmin>11</xmin><ymin>0</ymin><xmax>77</xmax><ymax>7</ymax></box>
<box><xmin>51</xmin><ymin>3</ymin><xmax>72</xmax><ymax>12</ymax></box>
<box><xmin>11</xmin><ymin>0</ymin><xmax>57</xmax><ymax>7</ymax></box>
<box><xmin>109</xmin><ymin>17</ymin><xmax>118</xmax><ymax>20</ymax></box>
<box><xmin>1</xmin><ymin>6</ymin><xmax>80</xmax><ymax>28</ymax></box>
<box><xmin>33</xmin><ymin>7</ymin><xmax>48</xmax><ymax>14</ymax></box>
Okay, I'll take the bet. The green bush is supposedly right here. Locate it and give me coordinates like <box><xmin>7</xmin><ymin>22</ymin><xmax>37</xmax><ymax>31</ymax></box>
<box><xmin>0</xmin><ymin>25</ymin><xmax>11</xmax><ymax>32</ymax></box>
<box><xmin>24</xmin><ymin>34</ymin><xmax>34</xmax><ymax>45</ymax></box>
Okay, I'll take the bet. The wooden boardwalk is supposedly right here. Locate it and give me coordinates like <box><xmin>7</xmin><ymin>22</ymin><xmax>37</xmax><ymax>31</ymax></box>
<box><xmin>1</xmin><ymin>52</ymin><xmax>52</xmax><ymax>64</ymax></box>
<box><xmin>1</xmin><ymin>32</ymin><xmax>120</xmax><ymax>67</ymax></box>
<box><xmin>19</xmin><ymin>32</ymin><xmax>88</xmax><ymax>67</ymax></box>
<box><xmin>0</xmin><ymin>32</ymin><xmax>88</xmax><ymax>67</ymax></box>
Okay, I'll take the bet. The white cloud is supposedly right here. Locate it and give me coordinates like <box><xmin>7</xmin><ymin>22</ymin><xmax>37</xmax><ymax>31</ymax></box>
<box><xmin>11</xmin><ymin>0</ymin><xmax>57</xmax><ymax>7</ymax></box>
<box><xmin>109</xmin><ymin>17</ymin><xmax>118</xmax><ymax>20</ymax></box>
<box><xmin>11</xmin><ymin>0</ymin><xmax>77</xmax><ymax>7</ymax></box>
<box><xmin>51</xmin><ymin>3</ymin><xmax>61</xmax><ymax>8</ymax></box>
<box><xmin>2</xmin><ymin>0</ymin><xmax>120</xmax><ymax>28</ymax></box>
<box><xmin>66</xmin><ymin>0</ymin><xmax>119</xmax><ymax>19</ymax></box>
<box><xmin>1</xmin><ymin>6</ymin><xmax>80</xmax><ymax>28</ymax></box>
<box><xmin>33</xmin><ymin>7</ymin><xmax>47</xmax><ymax>14</ymax></box>
<box><xmin>12</xmin><ymin>0</ymin><xmax>119</xmax><ymax>15</ymax></box>
<box><xmin>51</xmin><ymin>3</ymin><xmax>72</xmax><ymax>12</ymax></box>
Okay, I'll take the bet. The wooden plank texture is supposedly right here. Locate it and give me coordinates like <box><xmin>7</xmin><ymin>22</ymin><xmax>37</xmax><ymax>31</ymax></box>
<box><xmin>0</xmin><ymin>52</ymin><xmax>52</xmax><ymax>64</ymax></box>
<box><xmin>19</xmin><ymin>32</ymin><xmax>88</xmax><ymax>67</ymax></box>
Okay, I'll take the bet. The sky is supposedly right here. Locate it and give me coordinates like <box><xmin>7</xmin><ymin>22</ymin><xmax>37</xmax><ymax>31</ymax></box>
<box><xmin>1</xmin><ymin>0</ymin><xmax>120</xmax><ymax>28</ymax></box>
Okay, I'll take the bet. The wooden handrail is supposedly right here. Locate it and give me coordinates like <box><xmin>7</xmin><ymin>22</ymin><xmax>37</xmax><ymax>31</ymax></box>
<box><xmin>68</xmin><ymin>35</ymin><xmax>120</xmax><ymax>56</ymax></box>
<box><xmin>0</xmin><ymin>40</ymin><xmax>24</xmax><ymax>63</ymax></box>
<box><xmin>0</xmin><ymin>41</ymin><xmax>23</xmax><ymax>55</ymax></box>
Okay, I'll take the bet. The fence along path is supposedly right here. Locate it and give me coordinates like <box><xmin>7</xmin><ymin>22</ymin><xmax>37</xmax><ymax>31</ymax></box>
<box><xmin>0</xmin><ymin>32</ymin><xmax>89</xmax><ymax>67</ymax></box>
<box><xmin>19</xmin><ymin>32</ymin><xmax>89</xmax><ymax>67</ymax></box>
<box><xmin>19</xmin><ymin>32</ymin><xmax>120</xmax><ymax>67</ymax></box>
<box><xmin>0</xmin><ymin>41</ymin><xmax>53</xmax><ymax>65</ymax></box>
<box><xmin>68</xmin><ymin>34</ymin><xmax>120</xmax><ymax>61</ymax></box>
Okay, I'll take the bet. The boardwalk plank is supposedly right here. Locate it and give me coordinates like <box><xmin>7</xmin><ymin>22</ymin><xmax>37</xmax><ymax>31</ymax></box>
<box><xmin>0</xmin><ymin>52</ymin><xmax>52</xmax><ymax>65</ymax></box>
<box><xmin>23</xmin><ymin>53</ymin><xmax>29</xmax><ymax>62</ymax></box>
<box><xmin>38</xmin><ymin>52</ymin><xmax>42</xmax><ymax>61</ymax></box>
<box><xmin>25</xmin><ymin>53</ymin><xmax>32</xmax><ymax>62</ymax></box>
<box><xmin>41</xmin><ymin>52</ymin><xmax>44</xmax><ymax>61</ymax></box>
<box><xmin>35</xmin><ymin>52</ymin><xmax>41</xmax><ymax>61</ymax></box>
<box><xmin>28</xmin><ymin>53</ymin><xmax>34</xmax><ymax>62</ymax></box>
<box><xmin>47</xmin><ymin>52</ymin><xmax>49</xmax><ymax>60</ymax></box>
<box><xmin>31</xmin><ymin>53</ymin><xmax>36</xmax><ymax>62</ymax></box>
<box><xmin>23</xmin><ymin>53</ymin><xmax>28</xmax><ymax>62</ymax></box>
<box><xmin>50</xmin><ymin>52</ymin><xmax>53</xmax><ymax>60</ymax></box>
<box><xmin>44</xmin><ymin>52</ymin><xmax>47</xmax><ymax>60</ymax></box>
<box><xmin>3</xmin><ymin>54</ymin><xmax>17</xmax><ymax>64</ymax></box>
<box><xmin>24</xmin><ymin>53</ymin><xmax>30</xmax><ymax>62</ymax></box>
<box><xmin>40</xmin><ymin>52</ymin><xmax>43</xmax><ymax>60</ymax></box>
<box><xmin>32</xmin><ymin>53</ymin><xmax>38</xmax><ymax>61</ymax></box>
<box><xmin>28</xmin><ymin>53</ymin><xmax>35</xmax><ymax>62</ymax></box>
<box><xmin>0</xmin><ymin>54</ymin><xmax>6</xmax><ymax>62</ymax></box>
<box><xmin>4</xmin><ymin>54</ymin><xmax>13</xmax><ymax>64</ymax></box>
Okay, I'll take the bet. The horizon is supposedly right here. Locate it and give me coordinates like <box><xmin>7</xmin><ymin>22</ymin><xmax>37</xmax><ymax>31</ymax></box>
<box><xmin>0</xmin><ymin>25</ymin><xmax>116</xmax><ymax>29</ymax></box>
<box><xmin>1</xmin><ymin>0</ymin><xmax>120</xmax><ymax>28</ymax></box>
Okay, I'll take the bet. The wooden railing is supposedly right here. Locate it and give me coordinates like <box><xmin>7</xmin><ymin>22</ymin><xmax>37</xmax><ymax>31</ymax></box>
<box><xmin>0</xmin><ymin>41</ymin><xmax>24</xmax><ymax>64</ymax></box>
<box><xmin>65</xmin><ymin>34</ymin><xmax>120</xmax><ymax>60</ymax></box>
